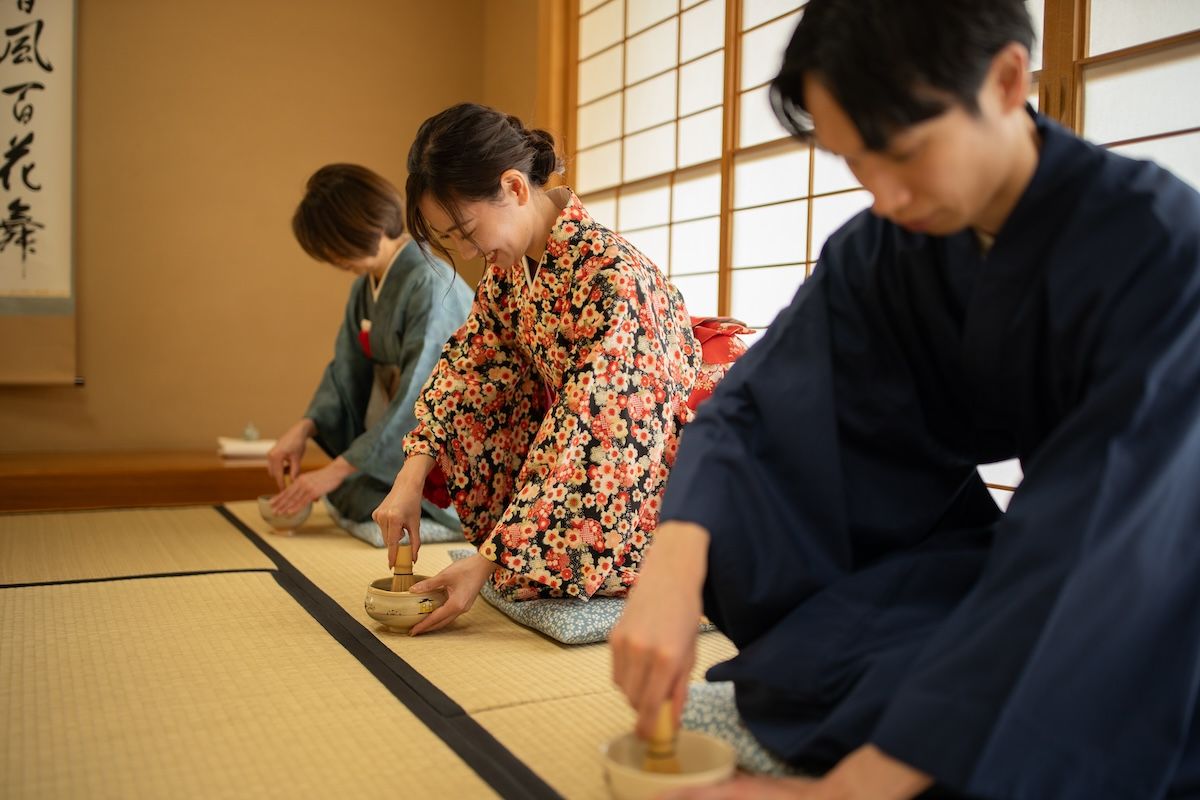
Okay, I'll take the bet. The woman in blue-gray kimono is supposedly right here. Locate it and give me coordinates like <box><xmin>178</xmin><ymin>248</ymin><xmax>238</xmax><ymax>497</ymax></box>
<box><xmin>267</xmin><ymin>163</ymin><xmax>474</xmax><ymax>547</ymax></box>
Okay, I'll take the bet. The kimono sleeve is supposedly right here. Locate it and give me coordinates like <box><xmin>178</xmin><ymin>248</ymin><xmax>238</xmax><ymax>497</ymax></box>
<box><xmin>339</xmin><ymin>268</ymin><xmax>468</xmax><ymax>485</ymax></box>
<box><xmin>402</xmin><ymin>263</ymin><xmax>527</xmax><ymax>462</ymax></box>
<box><xmin>305</xmin><ymin>283</ymin><xmax>372</xmax><ymax>454</ymax></box>
<box><xmin>871</xmin><ymin>201</ymin><xmax>1200</xmax><ymax>799</ymax></box>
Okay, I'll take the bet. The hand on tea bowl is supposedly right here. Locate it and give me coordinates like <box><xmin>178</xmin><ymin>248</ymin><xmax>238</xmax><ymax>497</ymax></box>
<box><xmin>257</xmin><ymin>494</ymin><xmax>311</xmax><ymax>533</ymax></box>
<box><xmin>406</xmin><ymin>553</ymin><xmax>498</xmax><ymax>636</ymax></box>
<box><xmin>664</xmin><ymin>745</ymin><xmax>932</xmax><ymax>800</ymax></box>
<box><xmin>654</xmin><ymin>774</ymin><xmax>818</xmax><ymax>799</ymax></box>
<box><xmin>269</xmin><ymin>458</ymin><xmax>355</xmax><ymax>517</ymax></box>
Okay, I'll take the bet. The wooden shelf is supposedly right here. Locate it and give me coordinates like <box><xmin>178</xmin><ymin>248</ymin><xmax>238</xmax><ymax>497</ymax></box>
<box><xmin>0</xmin><ymin>450</ymin><xmax>331</xmax><ymax>513</ymax></box>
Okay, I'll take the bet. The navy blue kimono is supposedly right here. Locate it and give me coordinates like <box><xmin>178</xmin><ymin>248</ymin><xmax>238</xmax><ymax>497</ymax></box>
<box><xmin>661</xmin><ymin>112</ymin><xmax>1200</xmax><ymax>798</ymax></box>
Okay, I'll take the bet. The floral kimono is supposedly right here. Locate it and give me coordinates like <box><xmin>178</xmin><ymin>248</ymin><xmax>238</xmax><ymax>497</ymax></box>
<box><xmin>404</xmin><ymin>191</ymin><xmax>742</xmax><ymax>600</ymax></box>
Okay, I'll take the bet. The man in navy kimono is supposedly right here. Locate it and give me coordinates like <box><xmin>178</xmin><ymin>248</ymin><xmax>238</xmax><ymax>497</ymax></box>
<box><xmin>611</xmin><ymin>1</ymin><xmax>1200</xmax><ymax>797</ymax></box>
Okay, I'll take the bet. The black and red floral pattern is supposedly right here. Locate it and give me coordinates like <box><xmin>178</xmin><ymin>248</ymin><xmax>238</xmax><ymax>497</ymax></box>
<box><xmin>404</xmin><ymin>192</ymin><xmax>713</xmax><ymax>600</ymax></box>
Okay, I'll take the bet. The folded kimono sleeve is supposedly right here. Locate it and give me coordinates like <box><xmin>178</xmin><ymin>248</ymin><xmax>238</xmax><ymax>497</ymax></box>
<box><xmin>305</xmin><ymin>290</ymin><xmax>373</xmax><ymax>456</ymax></box>
<box><xmin>402</xmin><ymin>266</ymin><xmax>526</xmax><ymax>463</ymax></box>
<box><xmin>341</xmin><ymin>269</ymin><xmax>466</xmax><ymax>484</ymax></box>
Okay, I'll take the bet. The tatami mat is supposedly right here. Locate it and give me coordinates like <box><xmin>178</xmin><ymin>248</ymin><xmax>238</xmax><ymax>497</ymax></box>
<box><xmin>223</xmin><ymin>500</ymin><xmax>740</xmax><ymax>716</ymax></box>
<box><xmin>0</xmin><ymin>506</ymin><xmax>274</xmax><ymax>586</ymax></box>
<box><xmin>2</xmin><ymin>571</ymin><xmax>495</xmax><ymax>799</ymax></box>
<box><xmin>474</xmin><ymin>691</ymin><xmax>636</xmax><ymax>800</ymax></box>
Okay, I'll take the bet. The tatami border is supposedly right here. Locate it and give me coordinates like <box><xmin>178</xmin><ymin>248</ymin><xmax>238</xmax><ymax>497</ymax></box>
<box><xmin>0</xmin><ymin>567</ymin><xmax>276</xmax><ymax>590</ymax></box>
<box><xmin>213</xmin><ymin>504</ymin><xmax>561</xmax><ymax>800</ymax></box>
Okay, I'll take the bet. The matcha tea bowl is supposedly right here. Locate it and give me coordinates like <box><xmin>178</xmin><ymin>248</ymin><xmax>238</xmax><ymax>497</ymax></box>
<box><xmin>601</xmin><ymin>724</ymin><xmax>736</xmax><ymax>800</ymax></box>
<box><xmin>364</xmin><ymin>577</ymin><xmax>448</xmax><ymax>632</ymax></box>
<box><xmin>256</xmin><ymin>494</ymin><xmax>312</xmax><ymax>534</ymax></box>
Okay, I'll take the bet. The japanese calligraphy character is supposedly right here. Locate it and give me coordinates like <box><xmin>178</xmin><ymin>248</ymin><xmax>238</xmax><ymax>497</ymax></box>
<box><xmin>0</xmin><ymin>196</ymin><xmax>43</xmax><ymax>268</ymax></box>
<box><xmin>2</xmin><ymin>80</ymin><xmax>42</xmax><ymax>123</ymax></box>
<box><xmin>0</xmin><ymin>132</ymin><xmax>38</xmax><ymax>191</ymax></box>
<box><xmin>1</xmin><ymin>19</ymin><xmax>53</xmax><ymax>72</ymax></box>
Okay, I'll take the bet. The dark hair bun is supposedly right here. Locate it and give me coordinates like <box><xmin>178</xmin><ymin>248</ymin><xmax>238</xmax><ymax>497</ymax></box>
<box><xmin>526</xmin><ymin>127</ymin><xmax>563</xmax><ymax>186</ymax></box>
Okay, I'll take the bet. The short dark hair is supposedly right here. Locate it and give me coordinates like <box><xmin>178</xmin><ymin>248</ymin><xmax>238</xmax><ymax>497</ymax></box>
<box><xmin>405</xmin><ymin>102</ymin><xmax>564</xmax><ymax>261</ymax></box>
<box><xmin>292</xmin><ymin>163</ymin><xmax>405</xmax><ymax>264</ymax></box>
<box><xmin>770</xmin><ymin>0</ymin><xmax>1035</xmax><ymax>150</ymax></box>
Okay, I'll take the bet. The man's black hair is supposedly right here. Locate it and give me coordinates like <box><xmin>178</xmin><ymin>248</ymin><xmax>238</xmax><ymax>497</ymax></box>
<box><xmin>770</xmin><ymin>0</ymin><xmax>1035</xmax><ymax>151</ymax></box>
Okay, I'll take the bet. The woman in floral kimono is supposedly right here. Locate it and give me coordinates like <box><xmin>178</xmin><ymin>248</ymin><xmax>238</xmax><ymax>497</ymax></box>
<box><xmin>373</xmin><ymin>104</ymin><xmax>747</xmax><ymax>635</ymax></box>
<box><xmin>268</xmin><ymin>163</ymin><xmax>474</xmax><ymax>546</ymax></box>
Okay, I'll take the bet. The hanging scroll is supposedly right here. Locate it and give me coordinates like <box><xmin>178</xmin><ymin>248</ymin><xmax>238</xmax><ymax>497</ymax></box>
<box><xmin>0</xmin><ymin>0</ymin><xmax>75</xmax><ymax>384</ymax></box>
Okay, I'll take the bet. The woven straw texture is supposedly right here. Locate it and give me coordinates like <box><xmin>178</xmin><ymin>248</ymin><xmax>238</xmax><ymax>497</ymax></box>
<box><xmin>0</xmin><ymin>506</ymin><xmax>273</xmax><ymax>586</ymax></box>
<box><xmin>2</xmin><ymin>570</ymin><xmax>495</xmax><ymax>799</ymax></box>
<box><xmin>474</xmin><ymin>690</ymin><xmax>636</xmax><ymax>800</ymax></box>
<box><xmin>6</xmin><ymin>501</ymin><xmax>745</xmax><ymax>798</ymax></box>
<box><xmin>225</xmin><ymin>500</ymin><xmax>739</xmax><ymax>717</ymax></box>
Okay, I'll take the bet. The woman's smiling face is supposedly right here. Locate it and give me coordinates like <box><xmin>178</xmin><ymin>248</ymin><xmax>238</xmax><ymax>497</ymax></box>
<box><xmin>418</xmin><ymin>170</ymin><xmax>535</xmax><ymax>268</ymax></box>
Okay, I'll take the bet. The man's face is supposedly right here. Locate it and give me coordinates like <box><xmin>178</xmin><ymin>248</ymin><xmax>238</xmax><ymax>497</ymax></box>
<box><xmin>804</xmin><ymin>75</ymin><xmax>1009</xmax><ymax>236</ymax></box>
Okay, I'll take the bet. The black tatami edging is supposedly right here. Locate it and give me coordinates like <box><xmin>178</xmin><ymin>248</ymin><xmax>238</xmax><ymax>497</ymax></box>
<box><xmin>213</xmin><ymin>504</ymin><xmax>562</xmax><ymax>800</ymax></box>
<box><xmin>0</xmin><ymin>567</ymin><xmax>277</xmax><ymax>591</ymax></box>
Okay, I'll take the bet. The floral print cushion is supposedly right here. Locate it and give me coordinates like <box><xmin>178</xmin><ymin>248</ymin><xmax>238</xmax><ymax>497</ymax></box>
<box><xmin>449</xmin><ymin>549</ymin><xmax>715</xmax><ymax>644</ymax></box>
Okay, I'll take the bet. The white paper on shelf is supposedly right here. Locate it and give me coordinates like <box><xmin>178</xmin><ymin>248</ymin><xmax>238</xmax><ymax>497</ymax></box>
<box><xmin>217</xmin><ymin>437</ymin><xmax>276</xmax><ymax>459</ymax></box>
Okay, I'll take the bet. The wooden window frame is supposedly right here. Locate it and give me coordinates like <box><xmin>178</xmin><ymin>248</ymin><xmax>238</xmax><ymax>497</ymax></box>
<box><xmin>1041</xmin><ymin>0</ymin><xmax>1200</xmax><ymax>143</ymax></box>
<box><xmin>562</xmin><ymin>0</ymin><xmax>1200</xmax><ymax>317</ymax></box>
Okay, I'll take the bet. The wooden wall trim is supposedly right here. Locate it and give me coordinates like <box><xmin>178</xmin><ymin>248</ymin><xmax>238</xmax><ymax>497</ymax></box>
<box><xmin>0</xmin><ymin>450</ymin><xmax>330</xmax><ymax>512</ymax></box>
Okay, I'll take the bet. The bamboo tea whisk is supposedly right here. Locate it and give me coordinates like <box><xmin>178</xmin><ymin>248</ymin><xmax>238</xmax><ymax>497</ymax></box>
<box><xmin>642</xmin><ymin>701</ymin><xmax>682</xmax><ymax>774</ymax></box>
<box><xmin>391</xmin><ymin>540</ymin><xmax>414</xmax><ymax>593</ymax></box>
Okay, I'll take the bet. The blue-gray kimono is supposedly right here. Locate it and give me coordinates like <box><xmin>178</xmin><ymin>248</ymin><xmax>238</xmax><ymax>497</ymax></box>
<box><xmin>305</xmin><ymin>241</ymin><xmax>473</xmax><ymax>526</ymax></box>
<box><xmin>661</xmin><ymin>112</ymin><xmax>1200</xmax><ymax>798</ymax></box>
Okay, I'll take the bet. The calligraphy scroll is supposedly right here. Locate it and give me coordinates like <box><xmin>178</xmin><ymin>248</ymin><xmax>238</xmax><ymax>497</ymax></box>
<box><xmin>0</xmin><ymin>0</ymin><xmax>74</xmax><ymax>384</ymax></box>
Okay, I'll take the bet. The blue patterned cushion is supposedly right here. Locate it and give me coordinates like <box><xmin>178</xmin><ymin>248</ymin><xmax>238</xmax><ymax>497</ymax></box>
<box><xmin>449</xmin><ymin>548</ymin><xmax>715</xmax><ymax>645</ymax></box>
<box><xmin>324</xmin><ymin>499</ymin><xmax>464</xmax><ymax>547</ymax></box>
<box><xmin>683</xmin><ymin>681</ymin><xmax>805</xmax><ymax>775</ymax></box>
<box><xmin>413</xmin><ymin>517</ymin><xmax>465</xmax><ymax>544</ymax></box>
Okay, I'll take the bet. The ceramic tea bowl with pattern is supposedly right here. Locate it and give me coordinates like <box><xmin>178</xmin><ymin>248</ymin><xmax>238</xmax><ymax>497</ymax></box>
<box><xmin>364</xmin><ymin>577</ymin><xmax>448</xmax><ymax>632</ymax></box>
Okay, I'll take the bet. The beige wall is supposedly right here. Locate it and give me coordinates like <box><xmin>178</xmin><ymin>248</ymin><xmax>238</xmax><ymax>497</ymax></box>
<box><xmin>483</xmin><ymin>0</ymin><xmax>539</xmax><ymax>128</ymax></box>
<box><xmin>0</xmin><ymin>0</ymin><xmax>548</xmax><ymax>453</ymax></box>
<box><xmin>482</xmin><ymin>0</ymin><xmax>568</xmax><ymax>141</ymax></box>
